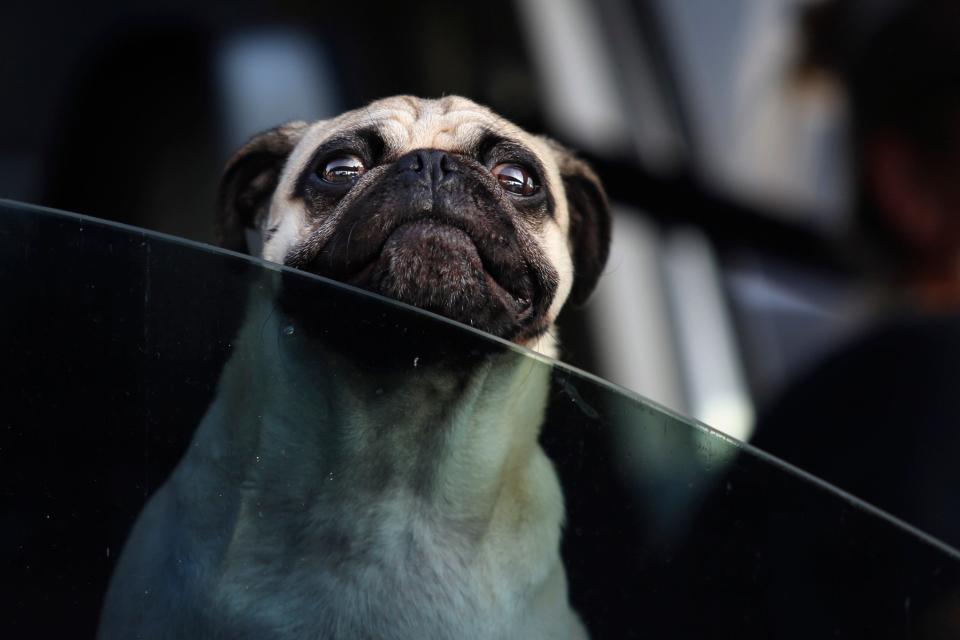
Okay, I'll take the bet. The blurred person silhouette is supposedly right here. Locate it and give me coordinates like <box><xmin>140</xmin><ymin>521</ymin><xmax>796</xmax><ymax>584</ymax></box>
<box><xmin>645</xmin><ymin>8</ymin><xmax>960</xmax><ymax>635</ymax></box>
<box><xmin>753</xmin><ymin>0</ymin><xmax>960</xmax><ymax>551</ymax></box>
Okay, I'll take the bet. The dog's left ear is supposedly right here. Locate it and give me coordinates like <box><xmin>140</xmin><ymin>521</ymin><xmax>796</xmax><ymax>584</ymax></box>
<box><xmin>546</xmin><ymin>139</ymin><xmax>612</xmax><ymax>305</ymax></box>
<box><xmin>216</xmin><ymin>121</ymin><xmax>308</xmax><ymax>253</ymax></box>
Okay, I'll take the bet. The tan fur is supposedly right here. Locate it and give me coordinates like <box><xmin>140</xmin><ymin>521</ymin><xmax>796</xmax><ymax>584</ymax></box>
<box><xmin>261</xmin><ymin>96</ymin><xmax>575</xmax><ymax>357</ymax></box>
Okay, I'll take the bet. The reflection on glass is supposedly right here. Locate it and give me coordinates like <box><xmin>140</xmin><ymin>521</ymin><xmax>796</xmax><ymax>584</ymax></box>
<box><xmin>2</xmin><ymin>200</ymin><xmax>959</xmax><ymax>639</ymax></box>
<box><xmin>99</xmin><ymin>267</ymin><xmax>590</xmax><ymax>639</ymax></box>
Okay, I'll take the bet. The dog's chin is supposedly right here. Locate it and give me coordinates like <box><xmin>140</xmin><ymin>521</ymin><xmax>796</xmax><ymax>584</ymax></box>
<box><xmin>343</xmin><ymin>219</ymin><xmax>533</xmax><ymax>340</ymax></box>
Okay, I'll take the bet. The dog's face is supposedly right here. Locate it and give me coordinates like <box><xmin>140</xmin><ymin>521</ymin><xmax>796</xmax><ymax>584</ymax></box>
<box><xmin>217</xmin><ymin>96</ymin><xmax>609</xmax><ymax>350</ymax></box>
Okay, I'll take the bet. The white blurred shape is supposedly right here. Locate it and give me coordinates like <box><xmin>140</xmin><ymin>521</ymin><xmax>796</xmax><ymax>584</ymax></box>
<box><xmin>654</xmin><ymin>0</ymin><xmax>850</xmax><ymax>225</ymax></box>
<box><xmin>217</xmin><ymin>30</ymin><xmax>338</xmax><ymax>151</ymax></box>
<box><xmin>730</xmin><ymin>0</ymin><xmax>851</xmax><ymax>225</ymax></box>
<box><xmin>515</xmin><ymin>0</ymin><xmax>631</xmax><ymax>153</ymax></box>
<box><xmin>588</xmin><ymin>207</ymin><xmax>686</xmax><ymax>414</ymax></box>
<box><xmin>662</xmin><ymin>227</ymin><xmax>755</xmax><ymax>441</ymax></box>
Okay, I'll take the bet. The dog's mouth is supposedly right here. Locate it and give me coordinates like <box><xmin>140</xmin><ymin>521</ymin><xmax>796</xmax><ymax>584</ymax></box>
<box><xmin>296</xmin><ymin>215</ymin><xmax>540</xmax><ymax>340</ymax></box>
<box><xmin>350</xmin><ymin>219</ymin><xmax>533</xmax><ymax>316</ymax></box>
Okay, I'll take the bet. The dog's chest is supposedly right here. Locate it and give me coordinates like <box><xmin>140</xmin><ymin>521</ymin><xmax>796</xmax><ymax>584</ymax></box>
<box><xmin>213</xmin><ymin>498</ymin><xmax>523</xmax><ymax>639</ymax></box>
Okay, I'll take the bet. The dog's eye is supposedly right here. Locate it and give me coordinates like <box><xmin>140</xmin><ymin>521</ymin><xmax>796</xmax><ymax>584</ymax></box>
<box><xmin>320</xmin><ymin>154</ymin><xmax>366</xmax><ymax>184</ymax></box>
<box><xmin>492</xmin><ymin>163</ymin><xmax>538</xmax><ymax>196</ymax></box>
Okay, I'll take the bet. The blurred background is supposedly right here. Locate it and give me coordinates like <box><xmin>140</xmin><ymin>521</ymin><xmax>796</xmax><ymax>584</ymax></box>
<box><xmin>9</xmin><ymin>4</ymin><xmax>960</xmax><ymax>634</ymax></box>
<box><xmin>0</xmin><ymin>0</ymin><xmax>922</xmax><ymax>443</ymax></box>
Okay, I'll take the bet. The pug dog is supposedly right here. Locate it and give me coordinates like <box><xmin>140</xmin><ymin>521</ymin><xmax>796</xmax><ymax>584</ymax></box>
<box><xmin>98</xmin><ymin>95</ymin><xmax>610</xmax><ymax>640</ymax></box>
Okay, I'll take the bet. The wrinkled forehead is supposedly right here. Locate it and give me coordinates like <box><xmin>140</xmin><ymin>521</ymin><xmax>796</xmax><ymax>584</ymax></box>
<box><xmin>283</xmin><ymin>96</ymin><xmax>555</xmax><ymax>178</ymax></box>
<box><xmin>339</xmin><ymin>95</ymin><xmax>506</xmax><ymax>152</ymax></box>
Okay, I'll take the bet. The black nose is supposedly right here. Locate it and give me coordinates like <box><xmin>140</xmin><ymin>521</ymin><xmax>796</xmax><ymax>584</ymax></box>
<box><xmin>397</xmin><ymin>149</ymin><xmax>458</xmax><ymax>188</ymax></box>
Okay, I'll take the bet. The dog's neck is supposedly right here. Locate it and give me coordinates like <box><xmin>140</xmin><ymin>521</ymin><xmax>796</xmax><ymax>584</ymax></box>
<box><xmin>104</xmin><ymin>279</ymin><xmax>576</xmax><ymax>639</ymax></box>
<box><xmin>186</xmin><ymin>281</ymin><xmax>556</xmax><ymax>548</ymax></box>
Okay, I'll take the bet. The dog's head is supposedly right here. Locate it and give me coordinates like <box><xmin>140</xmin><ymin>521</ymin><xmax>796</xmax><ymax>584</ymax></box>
<box><xmin>217</xmin><ymin>95</ymin><xmax>610</xmax><ymax>351</ymax></box>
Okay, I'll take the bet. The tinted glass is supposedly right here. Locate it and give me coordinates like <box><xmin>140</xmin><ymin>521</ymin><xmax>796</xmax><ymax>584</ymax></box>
<box><xmin>2</xmin><ymin>200</ymin><xmax>958</xmax><ymax>639</ymax></box>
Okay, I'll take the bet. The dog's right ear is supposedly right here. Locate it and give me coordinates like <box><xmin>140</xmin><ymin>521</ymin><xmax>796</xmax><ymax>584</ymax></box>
<box><xmin>541</xmin><ymin>138</ymin><xmax>612</xmax><ymax>306</ymax></box>
<box><xmin>216</xmin><ymin>121</ymin><xmax>308</xmax><ymax>253</ymax></box>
